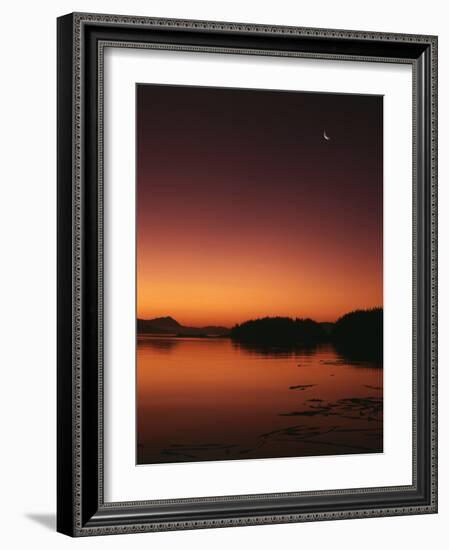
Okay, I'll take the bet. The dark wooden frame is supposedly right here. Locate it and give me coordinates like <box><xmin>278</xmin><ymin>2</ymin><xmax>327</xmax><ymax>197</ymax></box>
<box><xmin>57</xmin><ymin>12</ymin><xmax>438</xmax><ymax>537</ymax></box>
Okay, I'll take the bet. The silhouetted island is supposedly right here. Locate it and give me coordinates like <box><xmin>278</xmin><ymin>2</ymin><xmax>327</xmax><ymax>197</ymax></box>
<box><xmin>229</xmin><ymin>309</ymin><xmax>383</xmax><ymax>363</ymax></box>
<box><xmin>137</xmin><ymin>309</ymin><xmax>383</xmax><ymax>363</ymax></box>
<box><xmin>332</xmin><ymin>308</ymin><xmax>383</xmax><ymax>363</ymax></box>
<box><xmin>230</xmin><ymin>317</ymin><xmax>327</xmax><ymax>345</ymax></box>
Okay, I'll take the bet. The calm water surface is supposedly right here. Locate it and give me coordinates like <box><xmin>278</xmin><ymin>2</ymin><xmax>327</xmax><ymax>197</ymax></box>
<box><xmin>137</xmin><ymin>336</ymin><xmax>382</xmax><ymax>464</ymax></box>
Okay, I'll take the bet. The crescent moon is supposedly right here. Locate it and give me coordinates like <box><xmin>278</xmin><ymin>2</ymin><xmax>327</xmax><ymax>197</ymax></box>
<box><xmin>323</xmin><ymin>130</ymin><xmax>331</xmax><ymax>141</ymax></box>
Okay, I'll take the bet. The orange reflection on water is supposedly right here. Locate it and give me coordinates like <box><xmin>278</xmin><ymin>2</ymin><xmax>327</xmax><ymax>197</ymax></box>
<box><xmin>137</xmin><ymin>337</ymin><xmax>383</xmax><ymax>464</ymax></box>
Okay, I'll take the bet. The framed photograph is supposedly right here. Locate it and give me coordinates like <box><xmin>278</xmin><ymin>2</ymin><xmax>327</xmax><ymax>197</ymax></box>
<box><xmin>57</xmin><ymin>12</ymin><xmax>438</xmax><ymax>536</ymax></box>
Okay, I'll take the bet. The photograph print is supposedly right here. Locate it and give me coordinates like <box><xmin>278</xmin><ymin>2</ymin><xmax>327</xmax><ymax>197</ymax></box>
<box><xmin>136</xmin><ymin>84</ymin><xmax>383</xmax><ymax>465</ymax></box>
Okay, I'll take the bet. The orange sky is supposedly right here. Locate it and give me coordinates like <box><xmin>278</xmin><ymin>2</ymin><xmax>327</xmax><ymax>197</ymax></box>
<box><xmin>136</xmin><ymin>85</ymin><xmax>383</xmax><ymax>327</ymax></box>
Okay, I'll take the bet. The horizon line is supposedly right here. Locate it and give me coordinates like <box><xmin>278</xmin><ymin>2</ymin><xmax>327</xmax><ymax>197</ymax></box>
<box><xmin>137</xmin><ymin>307</ymin><xmax>383</xmax><ymax>329</ymax></box>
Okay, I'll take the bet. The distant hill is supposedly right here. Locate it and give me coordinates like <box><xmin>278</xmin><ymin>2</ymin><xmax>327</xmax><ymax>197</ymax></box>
<box><xmin>137</xmin><ymin>316</ymin><xmax>230</xmax><ymax>337</ymax></box>
<box><xmin>139</xmin><ymin>316</ymin><xmax>181</xmax><ymax>331</ymax></box>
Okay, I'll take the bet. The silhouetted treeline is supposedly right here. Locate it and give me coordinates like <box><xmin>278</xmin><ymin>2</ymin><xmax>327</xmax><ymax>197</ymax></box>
<box><xmin>332</xmin><ymin>308</ymin><xmax>383</xmax><ymax>363</ymax></box>
<box><xmin>229</xmin><ymin>309</ymin><xmax>383</xmax><ymax>364</ymax></box>
<box><xmin>230</xmin><ymin>317</ymin><xmax>327</xmax><ymax>345</ymax></box>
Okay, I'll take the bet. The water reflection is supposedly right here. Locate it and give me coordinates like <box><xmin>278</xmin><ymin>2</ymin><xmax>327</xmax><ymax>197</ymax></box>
<box><xmin>319</xmin><ymin>358</ymin><xmax>382</xmax><ymax>369</ymax></box>
<box><xmin>231</xmin><ymin>339</ymin><xmax>319</xmax><ymax>358</ymax></box>
<box><xmin>137</xmin><ymin>337</ymin><xmax>383</xmax><ymax>464</ymax></box>
<box><xmin>333</xmin><ymin>341</ymin><xmax>383</xmax><ymax>364</ymax></box>
<box><xmin>137</xmin><ymin>335</ymin><xmax>180</xmax><ymax>353</ymax></box>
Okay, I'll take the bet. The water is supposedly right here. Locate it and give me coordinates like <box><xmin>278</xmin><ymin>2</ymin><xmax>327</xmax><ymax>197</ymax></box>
<box><xmin>137</xmin><ymin>336</ymin><xmax>383</xmax><ymax>464</ymax></box>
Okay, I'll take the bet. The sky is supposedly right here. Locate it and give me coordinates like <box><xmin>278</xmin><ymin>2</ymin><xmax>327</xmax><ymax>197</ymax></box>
<box><xmin>136</xmin><ymin>84</ymin><xmax>383</xmax><ymax>327</ymax></box>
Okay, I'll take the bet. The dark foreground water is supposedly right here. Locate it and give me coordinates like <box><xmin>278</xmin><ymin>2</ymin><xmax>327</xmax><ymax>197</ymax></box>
<box><xmin>137</xmin><ymin>336</ymin><xmax>383</xmax><ymax>464</ymax></box>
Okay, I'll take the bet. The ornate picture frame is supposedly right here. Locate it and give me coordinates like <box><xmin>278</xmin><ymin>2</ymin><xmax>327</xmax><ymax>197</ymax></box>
<box><xmin>57</xmin><ymin>12</ymin><xmax>437</xmax><ymax>536</ymax></box>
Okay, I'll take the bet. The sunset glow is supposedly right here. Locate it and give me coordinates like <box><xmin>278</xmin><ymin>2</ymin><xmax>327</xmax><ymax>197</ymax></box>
<box><xmin>136</xmin><ymin>85</ymin><xmax>383</xmax><ymax>326</ymax></box>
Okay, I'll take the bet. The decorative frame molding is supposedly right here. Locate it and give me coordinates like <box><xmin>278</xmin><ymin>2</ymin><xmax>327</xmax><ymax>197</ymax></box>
<box><xmin>57</xmin><ymin>12</ymin><xmax>437</xmax><ymax>537</ymax></box>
